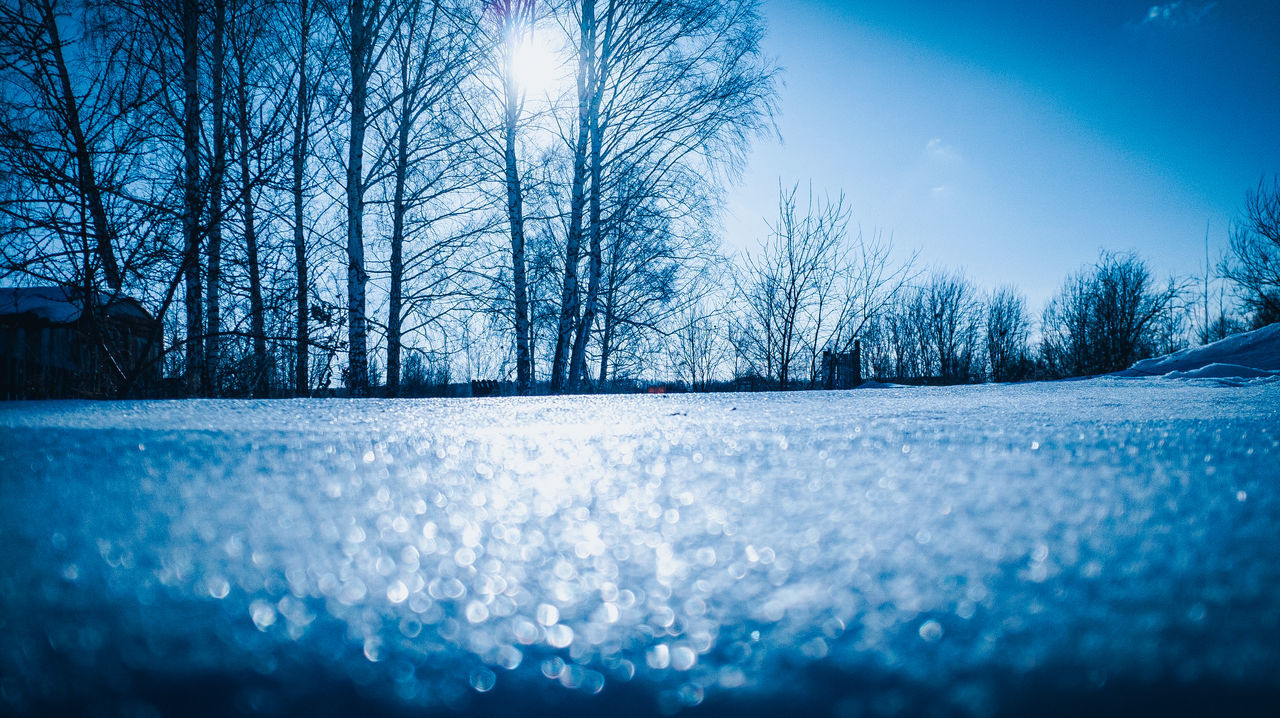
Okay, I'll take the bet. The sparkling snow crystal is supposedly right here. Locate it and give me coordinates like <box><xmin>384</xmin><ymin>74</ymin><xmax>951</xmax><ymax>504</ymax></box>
<box><xmin>2</xmin><ymin>379</ymin><xmax>1279</xmax><ymax>716</ymax></box>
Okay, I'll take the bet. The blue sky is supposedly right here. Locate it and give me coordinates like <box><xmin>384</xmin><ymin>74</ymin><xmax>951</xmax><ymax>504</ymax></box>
<box><xmin>723</xmin><ymin>0</ymin><xmax>1280</xmax><ymax>308</ymax></box>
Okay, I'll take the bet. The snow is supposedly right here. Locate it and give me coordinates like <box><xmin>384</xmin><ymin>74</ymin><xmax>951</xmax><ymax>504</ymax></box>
<box><xmin>854</xmin><ymin>380</ymin><xmax>904</xmax><ymax>389</ymax></box>
<box><xmin>1164</xmin><ymin>363</ymin><xmax>1280</xmax><ymax>381</ymax></box>
<box><xmin>2</xmin><ymin>381</ymin><xmax>1279</xmax><ymax>717</ymax></box>
<box><xmin>1114</xmin><ymin>322</ymin><xmax>1280</xmax><ymax>381</ymax></box>
<box><xmin>0</xmin><ymin>286</ymin><xmax>86</xmax><ymax>324</ymax></box>
<box><xmin>0</xmin><ymin>286</ymin><xmax>154</xmax><ymax>324</ymax></box>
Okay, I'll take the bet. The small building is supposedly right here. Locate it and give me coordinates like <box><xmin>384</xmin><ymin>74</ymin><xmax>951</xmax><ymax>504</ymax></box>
<box><xmin>822</xmin><ymin>341</ymin><xmax>862</xmax><ymax>390</ymax></box>
<box><xmin>0</xmin><ymin>286</ymin><xmax>161</xmax><ymax>399</ymax></box>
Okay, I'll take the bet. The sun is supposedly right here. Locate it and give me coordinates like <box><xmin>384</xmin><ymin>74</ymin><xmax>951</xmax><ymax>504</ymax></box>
<box><xmin>510</xmin><ymin>31</ymin><xmax>571</xmax><ymax>100</ymax></box>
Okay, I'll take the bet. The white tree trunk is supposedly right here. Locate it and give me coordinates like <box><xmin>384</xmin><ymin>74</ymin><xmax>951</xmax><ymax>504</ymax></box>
<box><xmin>345</xmin><ymin>0</ymin><xmax>370</xmax><ymax>396</ymax></box>
<box><xmin>181</xmin><ymin>0</ymin><xmax>203</xmax><ymax>395</ymax></box>
<box><xmin>292</xmin><ymin>0</ymin><xmax>311</xmax><ymax>397</ymax></box>
<box><xmin>204</xmin><ymin>0</ymin><xmax>226</xmax><ymax>396</ymax></box>
<box><xmin>551</xmin><ymin>0</ymin><xmax>596</xmax><ymax>394</ymax></box>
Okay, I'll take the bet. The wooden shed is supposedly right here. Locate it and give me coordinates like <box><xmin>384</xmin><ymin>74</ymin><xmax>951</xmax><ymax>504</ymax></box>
<box><xmin>821</xmin><ymin>341</ymin><xmax>862</xmax><ymax>390</ymax></box>
<box><xmin>0</xmin><ymin>286</ymin><xmax>161</xmax><ymax>399</ymax></box>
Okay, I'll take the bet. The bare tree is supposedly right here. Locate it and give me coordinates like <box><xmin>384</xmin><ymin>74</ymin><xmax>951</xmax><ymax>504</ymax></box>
<box><xmin>203</xmin><ymin>0</ymin><xmax>228</xmax><ymax>394</ymax></box>
<box><xmin>920</xmin><ymin>270</ymin><xmax>980</xmax><ymax>383</ymax></box>
<box><xmin>473</xmin><ymin>0</ymin><xmax>537</xmax><ymax>394</ymax></box>
<box><xmin>180</xmin><ymin>0</ymin><xmax>204</xmax><ymax>394</ymax></box>
<box><xmin>668</xmin><ymin>297</ymin><xmax>728</xmax><ymax>390</ymax></box>
<box><xmin>729</xmin><ymin>182</ymin><xmax>913</xmax><ymax>390</ymax></box>
<box><xmin>383</xmin><ymin>0</ymin><xmax>440</xmax><ymax>395</ymax></box>
<box><xmin>273</xmin><ymin>0</ymin><xmax>340</xmax><ymax>397</ymax></box>
<box><xmin>557</xmin><ymin>0</ymin><xmax>777</xmax><ymax>391</ymax></box>
<box><xmin>341</xmin><ymin>0</ymin><xmax>373</xmax><ymax>395</ymax></box>
<box><xmin>326</xmin><ymin>0</ymin><xmax>407</xmax><ymax>395</ymax></box>
<box><xmin>1040</xmin><ymin>270</ymin><xmax>1090</xmax><ymax>378</ymax></box>
<box><xmin>1092</xmin><ymin>252</ymin><xmax>1184</xmax><ymax>371</ymax></box>
<box><xmin>733</xmin><ymin>183</ymin><xmax>848</xmax><ymax>389</ymax></box>
<box><xmin>0</xmin><ymin>0</ymin><xmax>126</xmax><ymax>291</ymax></box>
<box><xmin>879</xmin><ymin>292</ymin><xmax>928</xmax><ymax>381</ymax></box>
<box><xmin>591</xmin><ymin>162</ymin><xmax>719</xmax><ymax>384</ymax></box>
<box><xmin>548</xmin><ymin>0</ymin><xmax>597</xmax><ymax>393</ymax></box>
<box><xmin>806</xmin><ymin>227</ymin><xmax>917</xmax><ymax>387</ymax></box>
<box><xmin>226</xmin><ymin>0</ymin><xmax>297</xmax><ymax>396</ymax></box>
<box><xmin>983</xmin><ymin>286</ymin><xmax>1031</xmax><ymax>382</ymax></box>
<box><xmin>372</xmin><ymin>0</ymin><xmax>479</xmax><ymax>396</ymax></box>
<box><xmin>289</xmin><ymin>0</ymin><xmax>317</xmax><ymax>395</ymax></box>
<box><xmin>730</xmin><ymin>245</ymin><xmax>779</xmax><ymax>383</ymax></box>
<box><xmin>857</xmin><ymin>274</ymin><xmax>978</xmax><ymax>385</ymax></box>
<box><xmin>1041</xmin><ymin>251</ymin><xmax>1183</xmax><ymax>377</ymax></box>
<box><xmin>1222</xmin><ymin>176</ymin><xmax>1280</xmax><ymax>328</ymax></box>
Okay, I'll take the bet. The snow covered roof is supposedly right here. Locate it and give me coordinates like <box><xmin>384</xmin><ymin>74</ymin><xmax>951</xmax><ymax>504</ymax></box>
<box><xmin>0</xmin><ymin>285</ymin><xmax>154</xmax><ymax>325</ymax></box>
<box><xmin>1114</xmin><ymin>322</ymin><xmax>1280</xmax><ymax>382</ymax></box>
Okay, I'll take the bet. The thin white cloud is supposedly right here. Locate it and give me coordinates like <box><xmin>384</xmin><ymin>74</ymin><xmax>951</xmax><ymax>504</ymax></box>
<box><xmin>1140</xmin><ymin>2</ymin><xmax>1218</xmax><ymax>28</ymax></box>
<box><xmin>925</xmin><ymin>138</ymin><xmax>962</xmax><ymax>164</ymax></box>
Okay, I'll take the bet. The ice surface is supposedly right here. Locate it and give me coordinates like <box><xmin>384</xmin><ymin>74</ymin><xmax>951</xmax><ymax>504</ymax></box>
<box><xmin>1116</xmin><ymin>322</ymin><xmax>1280</xmax><ymax>381</ymax></box>
<box><xmin>2</xmin><ymin>381</ymin><xmax>1279</xmax><ymax>717</ymax></box>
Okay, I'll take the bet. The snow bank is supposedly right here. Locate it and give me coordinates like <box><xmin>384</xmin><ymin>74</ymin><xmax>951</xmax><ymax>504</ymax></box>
<box><xmin>1165</xmin><ymin>363</ymin><xmax>1280</xmax><ymax>380</ymax></box>
<box><xmin>1115</xmin><ymin>322</ymin><xmax>1280</xmax><ymax>381</ymax></box>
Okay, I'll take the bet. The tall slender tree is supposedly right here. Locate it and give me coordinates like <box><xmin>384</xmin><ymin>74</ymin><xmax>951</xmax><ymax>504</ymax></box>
<box><xmin>228</xmin><ymin>0</ymin><xmax>276</xmax><ymax>397</ymax></box>
<box><xmin>291</xmin><ymin>0</ymin><xmax>315</xmax><ymax>395</ymax></box>
<box><xmin>40</xmin><ymin>0</ymin><xmax>123</xmax><ymax>290</ymax></box>
<box><xmin>380</xmin><ymin>0</ymin><xmax>474</xmax><ymax>395</ymax></box>
<box><xmin>565</xmin><ymin>0</ymin><xmax>777</xmax><ymax>390</ymax></box>
<box><xmin>343</xmin><ymin>0</ymin><xmax>373</xmax><ymax>395</ymax></box>
<box><xmin>549</xmin><ymin>0</ymin><xmax>596</xmax><ymax>393</ymax></box>
<box><xmin>181</xmin><ymin>0</ymin><xmax>204</xmax><ymax>395</ymax></box>
<box><xmin>0</xmin><ymin>0</ymin><xmax>136</xmax><ymax>292</ymax></box>
<box><xmin>733</xmin><ymin>184</ymin><xmax>848</xmax><ymax>389</ymax></box>
<box><xmin>204</xmin><ymin>0</ymin><xmax>228</xmax><ymax>395</ymax></box>
<box><xmin>481</xmin><ymin>0</ymin><xmax>536</xmax><ymax>394</ymax></box>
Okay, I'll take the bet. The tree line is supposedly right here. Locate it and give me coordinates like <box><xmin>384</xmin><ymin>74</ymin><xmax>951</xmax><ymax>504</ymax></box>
<box><xmin>1</xmin><ymin>0</ymin><xmax>775</xmax><ymax>397</ymax></box>
<box><xmin>694</xmin><ymin>177</ymin><xmax>1278</xmax><ymax>391</ymax></box>
<box><xmin>1</xmin><ymin>0</ymin><xmax>1276</xmax><ymax>397</ymax></box>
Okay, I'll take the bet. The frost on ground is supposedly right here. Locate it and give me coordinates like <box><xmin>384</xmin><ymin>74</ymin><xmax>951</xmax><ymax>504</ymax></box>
<box><xmin>1</xmin><ymin>378</ymin><xmax>1279</xmax><ymax>717</ymax></box>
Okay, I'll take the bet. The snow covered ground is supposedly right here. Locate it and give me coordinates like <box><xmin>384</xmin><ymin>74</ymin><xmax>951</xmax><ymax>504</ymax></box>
<box><xmin>2</xmin><ymin>368</ymin><xmax>1279</xmax><ymax>716</ymax></box>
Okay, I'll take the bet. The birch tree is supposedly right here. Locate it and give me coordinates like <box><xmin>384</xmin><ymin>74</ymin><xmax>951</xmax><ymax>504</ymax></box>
<box><xmin>228</xmin><ymin>0</ymin><xmax>295</xmax><ymax>396</ymax></box>
<box><xmin>181</xmin><ymin>0</ymin><xmax>203</xmax><ymax>394</ymax></box>
<box><xmin>563</xmin><ymin>0</ymin><xmax>776</xmax><ymax>391</ymax></box>
<box><xmin>198</xmin><ymin>0</ymin><xmax>226</xmax><ymax>394</ymax></box>
<box><xmin>374</xmin><ymin>0</ymin><xmax>478</xmax><ymax>395</ymax></box>
<box><xmin>548</xmin><ymin>0</ymin><xmax>595</xmax><ymax>393</ymax></box>
<box><xmin>329</xmin><ymin>0</ymin><xmax>404</xmax><ymax>395</ymax></box>
<box><xmin>0</xmin><ymin>0</ymin><xmax>164</xmax><ymax>297</ymax></box>
<box><xmin>476</xmin><ymin>0</ymin><xmax>536</xmax><ymax>394</ymax></box>
<box><xmin>290</xmin><ymin>0</ymin><xmax>317</xmax><ymax>395</ymax></box>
